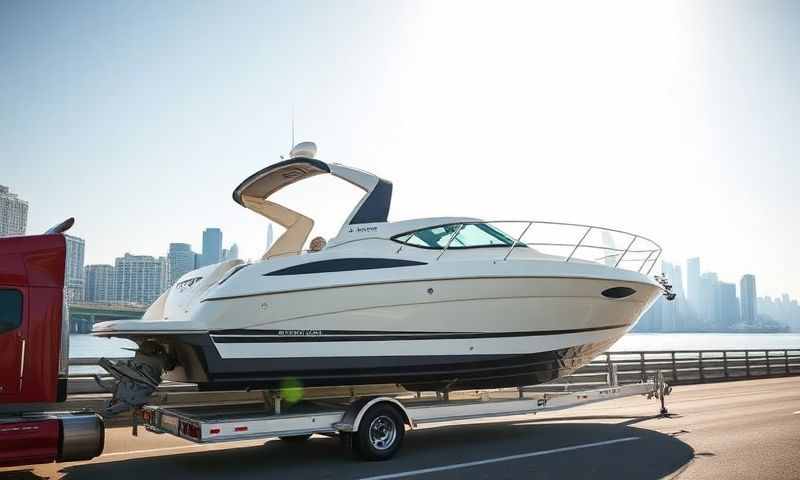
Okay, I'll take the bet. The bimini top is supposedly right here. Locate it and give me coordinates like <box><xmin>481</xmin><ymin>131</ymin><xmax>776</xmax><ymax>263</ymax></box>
<box><xmin>232</xmin><ymin>142</ymin><xmax>392</xmax><ymax>258</ymax></box>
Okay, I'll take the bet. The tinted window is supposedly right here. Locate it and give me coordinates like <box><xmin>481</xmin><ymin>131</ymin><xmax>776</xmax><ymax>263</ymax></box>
<box><xmin>0</xmin><ymin>289</ymin><xmax>23</xmax><ymax>334</ymax></box>
<box><xmin>394</xmin><ymin>224</ymin><xmax>522</xmax><ymax>249</ymax></box>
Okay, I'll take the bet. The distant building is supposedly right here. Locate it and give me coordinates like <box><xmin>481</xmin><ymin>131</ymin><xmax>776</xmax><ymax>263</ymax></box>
<box><xmin>198</xmin><ymin>228</ymin><xmax>223</xmax><ymax>267</ymax></box>
<box><xmin>84</xmin><ymin>264</ymin><xmax>114</xmax><ymax>303</ymax></box>
<box><xmin>114</xmin><ymin>254</ymin><xmax>168</xmax><ymax>305</ymax></box>
<box><xmin>168</xmin><ymin>243</ymin><xmax>196</xmax><ymax>285</ymax></box>
<box><xmin>64</xmin><ymin>234</ymin><xmax>85</xmax><ymax>303</ymax></box>
<box><xmin>686</xmin><ymin>257</ymin><xmax>701</xmax><ymax>309</ymax></box>
<box><xmin>718</xmin><ymin>282</ymin><xmax>739</xmax><ymax>328</ymax></box>
<box><xmin>660</xmin><ymin>262</ymin><xmax>680</xmax><ymax>331</ymax></box>
<box><xmin>224</xmin><ymin>243</ymin><xmax>240</xmax><ymax>261</ymax></box>
<box><xmin>740</xmin><ymin>274</ymin><xmax>757</xmax><ymax>324</ymax></box>
<box><xmin>267</xmin><ymin>224</ymin><xmax>274</xmax><ymax>251</ymax></box>
<box><xmin>0</xmin><ymin>185</ymin><xmax>29</xmax><ymax>237</ymax></box>
<box><xmin>699</xmin><ymin>272</ymin><xmax>719</xmax><ymax>326</ymax></box>
<box><xmin>636</xmin><ymin>297</ymin><xmax>663</xmax><ymax>332</ymax></box>
<box><xmin>670</xmin><ymin>264</ymin><xmax>690</xmax><ymax>330</ymax></box>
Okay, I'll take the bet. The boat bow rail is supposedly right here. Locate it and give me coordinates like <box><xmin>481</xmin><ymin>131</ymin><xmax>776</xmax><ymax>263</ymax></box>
<box><xmin>404</xmin><ymin>220</ymin><xmax>662</xmax><ymax>275</ymax></box>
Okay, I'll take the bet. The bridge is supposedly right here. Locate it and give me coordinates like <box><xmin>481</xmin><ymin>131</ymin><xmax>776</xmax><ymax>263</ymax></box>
<box><xmin>68</xmin><ymin>302</ymin><xmax>147</xmax><ymax>333</ymax></box>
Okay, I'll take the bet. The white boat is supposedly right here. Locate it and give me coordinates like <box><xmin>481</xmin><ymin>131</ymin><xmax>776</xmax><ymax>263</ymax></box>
<box><xmin>94</xmin><ymin>142</ymin><xmax>670</xmax><ymax>410</ymax></box>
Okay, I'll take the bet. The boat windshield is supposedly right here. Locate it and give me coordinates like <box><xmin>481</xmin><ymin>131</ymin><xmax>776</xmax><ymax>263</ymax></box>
<box><xmin>393</xmin><ymin>223</ymin><xmax>521</xmax><ymax>249</ymax></box>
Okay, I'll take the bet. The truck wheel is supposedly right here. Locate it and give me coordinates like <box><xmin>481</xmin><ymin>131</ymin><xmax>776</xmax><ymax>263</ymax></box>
<box><xmin>278</xmin><ymin>434</ymin><xmax>312</xmax><ymax>443</ymax></box>
<box><xmin>354</xmin><ymin>404</ymin><xmax>405</xmax><ymax>461</ymax></box>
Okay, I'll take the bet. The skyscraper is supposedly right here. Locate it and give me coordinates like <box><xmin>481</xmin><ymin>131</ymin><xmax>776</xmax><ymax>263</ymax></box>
<box><xmin>740</xmin><ymin>274</ymin><xmax>757</xmax><ymax>324</ymax></box>
<box><xmin>266</xmin><ymin>223</ymin><xmax>274</xmax><ymax>252</ymax></box>
<box><xmin>114</xmin><ymin>254</ymin><xmax>168</xmax><ymax>305</ymax></box>
<box><xmin>0</xmin><ymin>185</ymin><xmax>29</xmax><ymax>237</ymax></box>
<box><xmin>64</xmin><ymin>234</ymin><xmax>85</xmax><ymax>304</ymax></box>
<box><xmin>226</xmin><ymin>243</ymin><xmax>239</xmax><ymax>260</ymax></box>
<box><xmin>84</xmin><ymin>264</ymin><xmax>114</xmax><ymax>303</ymax></box>
<box><xmin>686</xmin><ymin>257</ymin><xmax>701</xmax><ymax>305</ymax></box>
<box><xmin>699</xmin><ymin>272</ymin><xmax>718</xmax><ymax>326</ymax></box>
<box><xmin>199</xmin><ymin>228</ymin><xmax>223</xmax><ymax>267</ymax></box>
<box><xmin>168</xmin><ymin>243</ymin><xmax>197</xmax><ymax>285</ymax></box>
<box><xmin>718</xmin><ymin>282</ymin><xmax>739</xmax><ymax>328</ymax></box>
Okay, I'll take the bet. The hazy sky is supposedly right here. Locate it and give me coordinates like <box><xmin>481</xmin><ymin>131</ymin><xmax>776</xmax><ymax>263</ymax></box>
<box><xmin>2</xmin><ymin>1</ymin><xmax>798</xmax><ymax>299</ymax></box>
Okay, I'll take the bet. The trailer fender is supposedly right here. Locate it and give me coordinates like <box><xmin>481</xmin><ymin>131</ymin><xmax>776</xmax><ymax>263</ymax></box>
<box><xmin>335</xmin><ymin>397</ymin><xmax>412</xmax><ymax>433</ymax></box>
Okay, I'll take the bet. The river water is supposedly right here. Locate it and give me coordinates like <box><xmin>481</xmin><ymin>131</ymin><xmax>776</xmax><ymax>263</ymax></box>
<box><xmin>69</xmin><ymin>332</ymin><xmax>800</xmax><ymax>359</ymax></box>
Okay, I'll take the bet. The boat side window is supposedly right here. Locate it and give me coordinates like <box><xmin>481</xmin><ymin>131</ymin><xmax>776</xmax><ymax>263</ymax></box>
<box><xmin>0</xmin><ymin>289</ymin><xmax>23</xmax><ymax>335</ymax></box>
<box><xmin>393</xmin><ymin>224</ymin><xmax>521</xmax><ymax>249</ymax></box>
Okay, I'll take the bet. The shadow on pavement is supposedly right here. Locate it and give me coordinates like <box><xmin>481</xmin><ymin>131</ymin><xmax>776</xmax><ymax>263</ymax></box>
<box><xmin>7</xmin><ymin>420</ymin><xmax>694</xmax><ymax>480</ymax></box>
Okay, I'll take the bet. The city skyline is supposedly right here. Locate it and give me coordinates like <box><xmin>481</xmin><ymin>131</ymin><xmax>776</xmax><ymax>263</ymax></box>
<box><xmin>76</xmin><ymin>224</ymin><xmax>241</xmax><ymax>306</ymax></box>
<box><xmin>637</xmin><ymin>256</ymin><xmax>799</xmax><ymax>333</ymax></box>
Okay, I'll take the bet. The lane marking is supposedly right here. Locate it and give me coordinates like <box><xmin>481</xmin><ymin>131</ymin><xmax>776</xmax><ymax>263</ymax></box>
<box><xmin>358</xmin><ymin>436</ymin><xmax>640</xmax><ymax>480</ymax></box>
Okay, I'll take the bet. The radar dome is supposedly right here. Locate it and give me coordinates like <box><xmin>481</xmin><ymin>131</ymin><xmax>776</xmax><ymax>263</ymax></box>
<box><xmin>290</xmin><ymin>142</ymin><xmax>317</xmax><ymax>159</ymax></box>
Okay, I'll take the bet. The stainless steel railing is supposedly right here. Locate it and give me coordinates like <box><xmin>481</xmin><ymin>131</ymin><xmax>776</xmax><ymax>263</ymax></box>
<box><xmin>433</xmin><ymin>220</ymin><xmax>662</xmax><ymax>274</ymax></box>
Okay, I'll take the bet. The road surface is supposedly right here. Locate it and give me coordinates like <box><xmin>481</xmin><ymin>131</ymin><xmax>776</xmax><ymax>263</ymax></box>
<box><xmin>2</xmin><ymin>376</ymin><xmax>799</xmax><ymax>479</ymax></box>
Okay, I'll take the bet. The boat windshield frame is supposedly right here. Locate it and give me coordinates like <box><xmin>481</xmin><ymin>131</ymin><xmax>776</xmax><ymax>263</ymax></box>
<box><xmin>391</xmin><ymin>223</ymin><xmax>521</xmax><ymax>250</ymax></box>
<box><xmin>392</xmin><ymin>220</ymin><xmax>662</xmax><ymax>274</ymax></box>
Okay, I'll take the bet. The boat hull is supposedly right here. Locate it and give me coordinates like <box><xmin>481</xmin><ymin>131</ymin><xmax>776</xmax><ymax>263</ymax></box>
<box><xmin>174</xmin><ymin>334</ymin><xmax>622</xmax><ymax>392</ymax></box>
<box><xmin>100</xmin><ymin>276</ymin><xmax>661</xmax><ymax>391</ymax></box>
<box><xmin>164</xmin><ymin>320</ymin><xmax>636</xmax><ymax>391</ymax></box>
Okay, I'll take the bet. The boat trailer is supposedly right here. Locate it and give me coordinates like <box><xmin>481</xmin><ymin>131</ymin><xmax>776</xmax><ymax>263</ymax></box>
<box><xmin>137</xmin><ymin>370</ymin><xmax>671</xmax><ymax>461</ymax></box>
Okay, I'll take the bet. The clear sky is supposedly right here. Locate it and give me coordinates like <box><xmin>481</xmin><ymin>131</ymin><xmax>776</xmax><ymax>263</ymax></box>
<box><xmin>2</xmin><ymin>1</ymin><xmax>798</xmax><ymax>299</ymax></box>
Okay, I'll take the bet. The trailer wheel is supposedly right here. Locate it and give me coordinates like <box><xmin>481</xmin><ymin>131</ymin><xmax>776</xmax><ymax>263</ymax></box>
<box><xmin>278</xmin><ymin>434</ymin><xmax>312</xmax><ymax>443</ymax></box>
<box><xmin>354</xmin><ymin>404</ymin><xmax>405</xmax><ymax>461</ymax></box>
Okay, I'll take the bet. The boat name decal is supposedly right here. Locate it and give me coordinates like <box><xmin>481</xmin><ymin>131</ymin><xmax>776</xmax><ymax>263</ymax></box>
<box><xmin>175</xmin><ymin>276</ymin><xmax>203</xmax><ymax>291</ymax></box>
<box><xmin>277</xmin><ymin>329</ymin><xmax>322</xmax><ymax>336</ymax></box>
<box><xmin>347</xmin><ymin>226</ymin><xmax>378</xmax><ymax>234</ymax></box>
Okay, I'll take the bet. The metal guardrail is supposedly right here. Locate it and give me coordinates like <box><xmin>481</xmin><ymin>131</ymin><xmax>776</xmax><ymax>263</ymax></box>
<box><xmin>531</xmin><ymin>349</ymin><xmax>800</xmax><ymax>391</ymax></box>
<box><xmin>68</xmin><ymin>348</ymin><xmax>800</xmax><ymax>395</ymax></box>
<box><xmin>417</xmin><ymin>220</ymin><xmax>662</xmax><ymax>274</ymax></box>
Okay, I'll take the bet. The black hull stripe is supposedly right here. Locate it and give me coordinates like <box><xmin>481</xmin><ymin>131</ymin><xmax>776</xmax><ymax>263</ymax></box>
<box><xmin>210</xmin><ymin>324</ymin><xmax>629</xmax><ymax>343</ymax></box>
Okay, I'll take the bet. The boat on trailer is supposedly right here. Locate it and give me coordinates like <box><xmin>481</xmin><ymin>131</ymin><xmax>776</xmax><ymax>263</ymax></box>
<box><xmin>93</xmin><ymin>142</ymin><xmax>672</xmax><ymax>413</ymax></box>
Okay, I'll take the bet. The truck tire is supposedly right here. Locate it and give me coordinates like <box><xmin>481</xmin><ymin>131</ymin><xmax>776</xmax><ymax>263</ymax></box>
<box><xmin>354</xmin><ymin>404</ymin><xmax>405</xmax><ymax>461</ymax></box>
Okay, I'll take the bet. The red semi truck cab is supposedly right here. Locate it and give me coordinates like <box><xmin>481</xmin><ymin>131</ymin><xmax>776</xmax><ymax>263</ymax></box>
<box><xmin>0</xmin><ymin>228</ymin><xmax>104</xmax><ymax>468</ymax></box>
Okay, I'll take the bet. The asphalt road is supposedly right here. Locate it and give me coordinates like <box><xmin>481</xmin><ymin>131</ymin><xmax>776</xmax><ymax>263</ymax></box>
<box><xmin>2</xmin><ymin>376</ymin><xmax>799</xmax><ymax>480</ymax></box>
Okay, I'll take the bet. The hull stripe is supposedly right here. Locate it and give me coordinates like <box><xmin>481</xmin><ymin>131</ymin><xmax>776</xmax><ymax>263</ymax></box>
<box><xmin>210</xmin><ymin>323</ymin><xmax>629</xmax><ymax>343</ymax></box>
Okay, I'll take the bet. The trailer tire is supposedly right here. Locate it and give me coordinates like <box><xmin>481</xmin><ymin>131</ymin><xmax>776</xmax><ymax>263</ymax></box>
<box><xmin>354</xmin><ymin>404</ymin><xmax>405</xmax><ymax>461</ymax></box>
<box><xmin>278</xmin><ymin>434</ymin><xmax>312</xmax><ymax>443</ymax></box>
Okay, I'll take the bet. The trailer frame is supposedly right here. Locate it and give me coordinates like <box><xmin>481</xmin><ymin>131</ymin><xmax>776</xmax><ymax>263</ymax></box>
<box><xmin>139</xmin><ymin>370</ymin><xmax>670</xmax><ymax>460</ymax></box>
